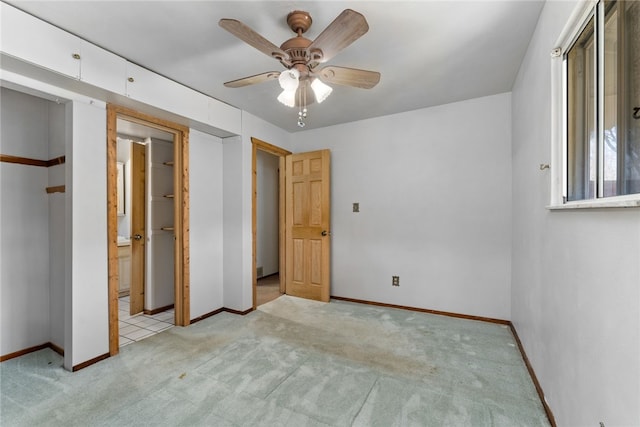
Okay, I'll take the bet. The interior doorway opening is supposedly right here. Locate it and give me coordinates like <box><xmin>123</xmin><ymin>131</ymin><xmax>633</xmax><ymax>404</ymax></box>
<box><xmin>252</xmin><ymin>138</ymin><xmax>291</xmax><ymax>309</ymax></box>
<box><xmin>107</xmin><ymin>105</ymin><xmax>190</xmax><ymax>356</ymax></box>
<box><xmin>115</xmin><ymin>126</ymin><xmax>176</xmax><ymax>346</ymax></box>
<box><xmin>256</xmin><ymin>149</ymin><xmax>281</xmax><ymax>306</ymax></box>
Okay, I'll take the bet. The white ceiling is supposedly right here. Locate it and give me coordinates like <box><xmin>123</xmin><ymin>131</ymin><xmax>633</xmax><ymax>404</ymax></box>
<box><xmin>7</xmin><ymin>1</ymin><xmax>545</xmax><ymax>133</ymax></box>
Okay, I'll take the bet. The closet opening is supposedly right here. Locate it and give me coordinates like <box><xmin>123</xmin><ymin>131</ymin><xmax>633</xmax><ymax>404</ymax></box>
<box><xmin>0</xmin><ymin>87</ymin><xmax>68</xmax><ymax>363</ymax></box>
<box><xmin>106</xmin><ymin>105</ymin><xmax>190</xmax><ymax>356</ymax></box>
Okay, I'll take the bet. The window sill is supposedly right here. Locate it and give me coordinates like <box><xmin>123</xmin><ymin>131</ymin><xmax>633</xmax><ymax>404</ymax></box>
<box><xmin>547</xmin><ymin>197</ymin><xmax>640</xmax><ymax>210</ymax></box>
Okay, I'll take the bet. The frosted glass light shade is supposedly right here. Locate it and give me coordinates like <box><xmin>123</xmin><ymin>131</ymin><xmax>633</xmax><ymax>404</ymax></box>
<box><xmin>277</xmin><ymin>89</ymin><xmax>296</xmax><ymax>107</ymax></box>
<box><xmin>278</xmin><ymin>69</ymin><xmax>300</xmax><ymax>91</ymax></box>
<box><xmin>311</xmin><ymin>79</ymin><xmax>332</xmax><ymax>103</ymax></box>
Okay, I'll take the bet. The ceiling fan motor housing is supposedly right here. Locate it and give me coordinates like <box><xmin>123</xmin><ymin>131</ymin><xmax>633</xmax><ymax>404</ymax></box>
<box><xmin>280</xmin><ymin>11</ymin><xmax>322</xmax><ymax>74</ymax></box>
<box><xmin>280</xmin><ymin>37</ymin><xmax>312</xmax><ymax>70</ymax></box>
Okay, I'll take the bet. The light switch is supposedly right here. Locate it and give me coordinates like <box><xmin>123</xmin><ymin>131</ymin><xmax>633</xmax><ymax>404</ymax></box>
<box><xmin>353</xmin><ymin>202</ymin><xmax>360</xmax><ymax>213</ymax></box>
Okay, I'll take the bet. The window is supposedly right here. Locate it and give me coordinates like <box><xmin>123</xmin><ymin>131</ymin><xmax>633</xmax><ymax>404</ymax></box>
<box><xmin>563</xmin><ymin>0</ymin><xmax>639</xmax><ymax>203</ymax></box>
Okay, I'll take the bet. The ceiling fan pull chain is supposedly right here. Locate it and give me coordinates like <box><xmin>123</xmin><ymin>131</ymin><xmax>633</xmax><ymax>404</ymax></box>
<box><xmin>303</xmin><ymin>87</ymin><xmax>307</xmax><ymax>118</ymax></box>
<box><xmin>297</xmin><ymin>86</ymin><xmax>307</xmax><ymax>128</ymax></box>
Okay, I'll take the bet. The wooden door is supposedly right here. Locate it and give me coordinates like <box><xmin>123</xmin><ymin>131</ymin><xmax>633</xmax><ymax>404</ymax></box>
<box><xmin>130</xmin><ymin>142</ymin><xmax>146</xmax><ymax>315</ymax></box>
<box><xmin>285</xmin><ymin>150</ymin><xmax>331</xmax><ymax>302</ymax></box>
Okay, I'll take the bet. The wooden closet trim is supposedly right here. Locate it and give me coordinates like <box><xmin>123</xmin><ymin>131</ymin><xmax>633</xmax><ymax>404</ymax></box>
<box><xmin>0</xmin><ymin>154</ymin><xmax>65</xmax><ymax>167</ymax></box>
<box><xmin>46</xmin><ymin>185</ymin><xmax>65</xmax><ymax>194</ymax></box>
<box><xmin>46</xmin><ymin>155</ymin><xmax>66</xmax><ymax>167</ymax></box>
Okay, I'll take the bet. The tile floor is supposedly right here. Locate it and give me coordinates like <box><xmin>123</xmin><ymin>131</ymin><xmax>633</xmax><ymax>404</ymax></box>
<box><xmin>118</xmin><ymin>296</ymin><xmax>174</xmax><ymax>347</ymax></box>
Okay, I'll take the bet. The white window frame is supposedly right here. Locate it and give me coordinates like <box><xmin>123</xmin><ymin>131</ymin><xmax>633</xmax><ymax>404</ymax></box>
<box><xmin>548</xmin><ymin>0</ymin><xmax>640</xmax><ymax>209</ymax></box>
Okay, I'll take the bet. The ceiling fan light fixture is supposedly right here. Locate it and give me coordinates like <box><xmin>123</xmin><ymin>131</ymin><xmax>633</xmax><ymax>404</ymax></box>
<box><xmin>277</xmin><ymin>89</ymin><xmax>297</xmax><ymax>108</ymax></box>
<box><xmin>311</xmin><ymin>78</ymin><xmax>333</xmax><ymax>103</ymax></box>
<box><xmin>278</xmin><ymin>69</ymin><xmax>300</xmax><ymax>91</ymax></box>
<box><xmin>220</xmin><ymin>9</ymin><xmax>379</xmax><ymax>128</ymax></box>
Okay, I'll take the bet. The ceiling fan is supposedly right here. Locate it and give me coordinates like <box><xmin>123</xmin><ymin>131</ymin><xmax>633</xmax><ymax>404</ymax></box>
<box><xmin>219</xmin><ymin>9</ymin><xmax>381</xmax><ymax>127</ymax></box>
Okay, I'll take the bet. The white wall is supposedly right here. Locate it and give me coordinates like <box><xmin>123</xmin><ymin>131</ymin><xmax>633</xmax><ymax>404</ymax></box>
<box><xmin>511</xmin><ymin>1</ymin><xmax>640</xmax><ymax>425</ymax></box>
<box><xmin>222</xmin><ymin>135</ymin><xmax>244</xmax><ymax>311</ymax></box>
<box><xmin>189</xmin><ymin>129</ymin><xmax>224</xmax><ymax>319</ymax></box>
<box><xmin>223</xmin><ymin>111</ymin><xmax>291</xmax><ymax>311</ymax></box>
<box><xmin>256</xmin><ymin>149</ymin><xmax>279</xmax><ymax>277</ymax></box>
<box><xmin>293</xmin><ymin>93</ymin><xmax>513</xmax><ymax>320</ymax></box>
<box><xmin>48</xmin><ymin>184</ymin><xmax>65</xmax><ymax>349</ymax></box>
<box><xmin>48</xmin><ymin>101</ymin><xmax>66</xmax><ymax>349</ymax></box>
<box><xmin>67</xmin><ymin>100</ymin><xmax>109</xmax><ymax>369</ymax></box>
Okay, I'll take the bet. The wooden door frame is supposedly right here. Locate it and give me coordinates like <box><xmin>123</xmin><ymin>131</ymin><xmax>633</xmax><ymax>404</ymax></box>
<box><xmin>107</xmin><ymin>104</ymin><xmax>190</xmax><ymax>356</ymax></box>
<box><xmin>251</xmin><ymin>137</ymin><xmax>291</xmax><ymax>309</ymax></box>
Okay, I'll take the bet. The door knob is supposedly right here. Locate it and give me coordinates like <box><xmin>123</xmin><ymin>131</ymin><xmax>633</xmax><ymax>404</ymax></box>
<box><xmin>321</xmin><ymin>230</ymin><xmax>331</xmax><ymax>236</ymax></box>
<box><xmin>132</xmin><ymin>234</ymin><xmax>143</xmax><ymax>241</ymax></box>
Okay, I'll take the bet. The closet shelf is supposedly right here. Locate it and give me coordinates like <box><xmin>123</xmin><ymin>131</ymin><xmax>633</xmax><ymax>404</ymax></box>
<box><xmin>46</xmin><ymin>185</ymin><xmax>65</xmax><ymax>194</ymax></box>
<box><xmin>161</xmin><ymin>226</ymin><xmax>174</xmax><ymax>231</ymax></box>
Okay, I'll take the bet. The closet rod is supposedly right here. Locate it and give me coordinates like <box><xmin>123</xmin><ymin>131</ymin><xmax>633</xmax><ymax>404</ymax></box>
<box><xmin>0</xmin><ymin>154</ymin><xmax>65</xmax><ymax>167</ymax></box>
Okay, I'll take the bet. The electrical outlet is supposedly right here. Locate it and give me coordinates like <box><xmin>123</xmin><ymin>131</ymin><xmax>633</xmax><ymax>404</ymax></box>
<box><xmin>392</xmin><ymin>276</ymin><xmax>400</xmax><ymax>286</ymax></box>
<box><xmin>353</xmin><ymin>202</ymin><xmax>360</xmax><ymax>212</ymax></box>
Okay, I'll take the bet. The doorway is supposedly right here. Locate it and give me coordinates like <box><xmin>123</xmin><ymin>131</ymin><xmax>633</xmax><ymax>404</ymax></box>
<box><xmin>256</xmin><ymin>149</ymin><xmax>280</xmax><ymax>306</ymax></box>
<box><xmin>116</xmin><ymin>135</ymin><xmax>175</xmax><ymax>347</ymax></box>
<box><xmin>107</xmin><ymin>105</ymin><xmax>190</xmax><ymax>356</ymax></box>
<box><xmin>251</xmin><ymin>138</ymin><xmax>291</xmax><ymax>309</ymax></box>
<box><xmin>252</xmin><ymin>140</ymin><xmax>332</xmax><ymax>306</ymax></box>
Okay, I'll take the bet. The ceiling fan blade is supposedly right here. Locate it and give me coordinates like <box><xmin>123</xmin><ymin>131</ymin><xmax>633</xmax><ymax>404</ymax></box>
<box><xmin>316</xmin><ymin>66</ymin><xmax>380</xmax><ymax>89</ymax></box>
<box><xmin>219</xmin><ymin>19</ymin><xmax>289</xmax><ymax>62</ymax></box>
<box><xmin>223</xmin><ymin>71</ymin><xmax>280</xmax><ymax>88</ymax></box>
<box><xmin>308</xmin><ymin>9</ymin><xmax>369</xmax><ymax>64</ymax></box>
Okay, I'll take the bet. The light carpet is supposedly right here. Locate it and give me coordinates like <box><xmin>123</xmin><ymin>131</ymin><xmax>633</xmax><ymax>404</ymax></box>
<box><xmin>0</xmin><ymin>295</ymin><xmax>549</xmax><ymax>426</ymax></box>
